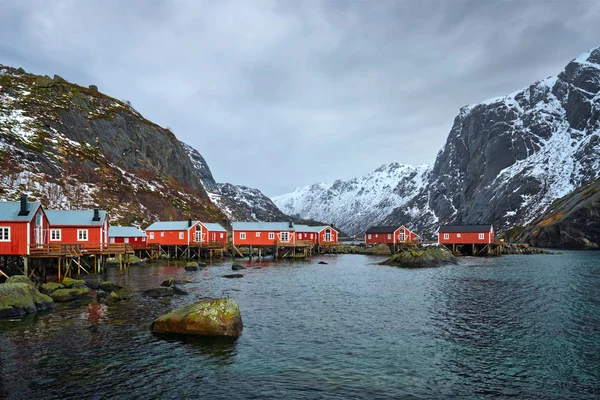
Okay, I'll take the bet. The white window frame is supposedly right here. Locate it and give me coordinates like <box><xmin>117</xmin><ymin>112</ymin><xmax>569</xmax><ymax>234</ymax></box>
<box><xmin>457</xmin><ymin>233</ymin><xmax>461</xmax><ymax>238</ymax></box>
<box><xmin>77</xmin><ymin>229</ymin><xmax>88</xmax><ymax>241</ymax></box>
<box><xmin>280</xmin><ymin>232</ymin><xmax>290</xmax><ymax>242</ymax></box>
<box><xmin>220</xmin><ymin>233</ymin><xmax>224</xmax><ymax>239</ymax></box>
<box><xmin>0</xmin><ymin>227</ymin><xmax>10</xmax><ymax>242</ymax></box>
<box><xmin>375</xmin><ymin>234</ymin><xmax>378</xmax><ymax>238</ymax></box>
<box><xmin>50</xmin><ymin>229</ymin><xmax>61</xmax><ymax>241</ymax></box>
<box><xmin>268</xmin><ymin>232</ymin><xmax>274</xmax><ymax>240</ymax></box>
<box><xmin>298</xmin><ymin>233</ymin><xmax>303</xmax><ymax>239</ymax></box>
<box><xmin>443</xmin><ymin>233</ymin><xmax>449</xmax><ymax>240</ymax></box>
<box><xmin>161</xmin><ymin>232</ymin><xmax>165</xmax><ymax>237</ymax></box>
<box><xmin>368</xmin><ymin>234</ymin><xmax>372</xmax><ymax>239</ymax></box>
<box><xmin>310</xmin><ymin>233</ymin><xmax>314</xmax><ymax>239</ymax></box>
<box><xmin>240</xmin><ymin>232</ymin><xmax>246</xmax><ymax>240</ymax></box>
<box><xmin>149</xmin><ymin>232</ymin><xmax>154</xmax><ymax>239</ymax></box>
<box><xmin>479</xmin><ymin>233</ymin><xmax>485</xmax><ymax>240</ymax></box>
<box><xmin>387</xmin><ymin>234</ymin><xmax>392</xmax><ymax>240</ymax></box>
<box><xmin>179</xmin><ymin>232</ymin><xmax>184</xmax><ymax>240</ymax></box>
<box><xmin>256</xmin><ymin>232</ymin><xmax>261</xmax><ymax>237</ymax></box>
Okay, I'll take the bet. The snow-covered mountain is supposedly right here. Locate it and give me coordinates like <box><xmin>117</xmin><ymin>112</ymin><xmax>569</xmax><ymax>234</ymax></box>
<box><xmin>183</xmin><ymin>143</ymin><xmax>295</xmax><ymax>222</ymax></box>
<box><xmin>275</xmin><ymin>46</ymin><xmax>600</xmax><ymax>238</ymax></box>
<box><xmin>273</xmin><ymin>163</ymin><xmax>430</xmax><ymax>235</ymax></box>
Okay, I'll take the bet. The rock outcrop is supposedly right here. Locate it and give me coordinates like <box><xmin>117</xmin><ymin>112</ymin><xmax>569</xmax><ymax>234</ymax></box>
<box><xmin>0</xmin><ymin>276</ymin><xmax>55</xmax><ymax>318</ymax></box>
<box><xmin>151</xmin><ymin>298</ymin><xmax>243</xmax><ymax>337</ymax></box>
<box><xmin>380</xmin><ymin>247</ymin><xmax>457</xmax><ymax>268</ymax></box>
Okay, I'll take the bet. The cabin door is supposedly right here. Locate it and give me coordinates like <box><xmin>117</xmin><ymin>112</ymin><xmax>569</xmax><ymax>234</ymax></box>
<box><xmin>195</xmin><ymin>231</ymin><xmax>202</xmax><ymax>243</ymax></box>
<box><xmin>399</xmin><ymin>229</ymin><xmax>405</xmax><ymax>242</ymax></box>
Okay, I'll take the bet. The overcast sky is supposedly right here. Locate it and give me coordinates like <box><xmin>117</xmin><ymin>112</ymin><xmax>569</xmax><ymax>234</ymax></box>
<box><xmin>1</xmin><ymin>1</ymin><xmax>599</xmax><ymax>196</ymax></box>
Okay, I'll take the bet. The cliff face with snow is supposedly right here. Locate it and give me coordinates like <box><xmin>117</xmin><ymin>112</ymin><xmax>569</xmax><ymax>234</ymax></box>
<box><xmin>183</xmin><ymin>143</ymin><xmax>292</xmax><ymax>222</ymax></box>
<box><xmin>273</xmin><ymin>163</ymin><xmax>431</xmax><ymax>235</ymax></box>
<box><xmin>275</xmin><ymin>47</ymin><xmax>600</xmax><ymax>238</ymax></box>
<box><xmin>0</xmin><ymin>65</ymin><xmax>227</xmax><ymax>226</ymax></box>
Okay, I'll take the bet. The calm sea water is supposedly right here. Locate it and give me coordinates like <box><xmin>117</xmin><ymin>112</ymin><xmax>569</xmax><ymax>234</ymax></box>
<box><xmin>1</xmin><ymin>253</ymin><xmax>599</xmax><ymax>399</ymax></box>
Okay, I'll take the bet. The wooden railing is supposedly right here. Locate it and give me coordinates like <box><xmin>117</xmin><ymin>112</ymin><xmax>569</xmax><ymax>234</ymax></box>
<box><xmin>28</xmin><ymin>244</ymin><xmax>83</xmax><ymax>257</ymax></box>
<box><xmin>275</xmin><ymin>239</ymin><xmax>314</xmax><ymax>247</ymax></box>
<box><xmin>190</xmin><ymin>241</ymin><xmax>228</xmax><ymax>249</ymax></box>
<box><xmin>130</xmin><ymin>243</ymin><xmax>160</xmax><ymax>251</ymax></box>
<box><xmin>78</xmin><ymin>243</ymin><xmax>134</xmax><ymax>254</ymax></box>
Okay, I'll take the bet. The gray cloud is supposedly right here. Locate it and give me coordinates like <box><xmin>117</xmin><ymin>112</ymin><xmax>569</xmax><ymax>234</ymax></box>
<box><xmin>1</xmin><ymin>0</ymin><xmax>599</xmax><ymax>196</ymax></box>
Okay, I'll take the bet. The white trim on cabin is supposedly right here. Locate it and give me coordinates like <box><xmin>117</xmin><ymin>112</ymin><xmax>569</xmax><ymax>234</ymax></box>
<box><xmin>0</xmin><ymin>226</ymin><xmax>10</xmax><ymax>242</ymax></box>
<box><xmin>240</xmin><ymin>232</ymin><xmax>246</xmax><ymax>240</ymax></box>
<box><xmin>268</xmin><ymin>232</ymin><xmax>274</xmax><ymax>240</ymax></box>
<box><xmin>50</xmin><ymin>229</ymin><xmax>61</xmax><ymax>241</ymax></box>
<box><xmin>479</xmin><ymin>233</ymin><xmax>485</xmax><ymax>240</ymax></box>
<box><xmin>77</xmin><ymin>229</ymin><xmax>88</xmax><ymax>241</ymax></box>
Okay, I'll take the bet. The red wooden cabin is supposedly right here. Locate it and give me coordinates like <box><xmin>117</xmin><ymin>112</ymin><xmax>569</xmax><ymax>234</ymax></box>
<box><xmin>200</xmin><ymin>223</ymin><xmax>228</xmax><ymax>244</ymax></box>
<box><xmin>109</xmin><ymin>226</ymin><xmax>147</xmax><ymax>244</ymax></box>
<box><xmin>232</xmin><ymin>222</ymin><xmax>296</xmax><ymax>246</ymax></box>
<box><xmin>437</xmin><ymin>225</ymin><xmax>494</xmax><ymax>245</ymax></box>
<box><xmin>145</xmin><ymin>219</ymin><xmax>204</xmax><ymax>246</ymax></box>
<box><xmin>0</xmin><ymin>195</ymin><xmax>49</xmax><ymax>256</ymax></box>
<box><xmin>45</xmin><ymin>208</ymin><xmax>109</xmax><ymax>248</ymax></box>
<box><xmin>295</xmin><ymin>225</ymin><xmax>339</xmax><ymax>245</ymax></box>
<box><xmin>365</xmin><ymin>225</ymin><xmax>418</xmax><ymax>244</ymax></box>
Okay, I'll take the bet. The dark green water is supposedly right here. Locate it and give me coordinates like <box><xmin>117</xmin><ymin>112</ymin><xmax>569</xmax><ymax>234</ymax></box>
<box><xmin>1</xmin><ymin>253</ymin><xmax>599</xmax><ymax>399</ymax></box>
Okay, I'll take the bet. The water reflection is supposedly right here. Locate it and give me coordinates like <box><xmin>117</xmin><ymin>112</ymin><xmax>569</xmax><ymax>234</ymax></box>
<box><xmin>152</xmin><ymin>334</ymin><xmax>238</xmax><ymax>364</ymax></box>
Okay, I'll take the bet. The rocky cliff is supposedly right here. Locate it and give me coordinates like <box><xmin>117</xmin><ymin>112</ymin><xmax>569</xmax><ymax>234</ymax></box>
<box><xmin>275</xmin><ymin>47</ymin><xmax>600</xmax><ymax>238</ymax></box>
<box><xmin>521</xmin><ymin>178</ymin><xmax>600</xmax><ymax>248</ymax></box>
<box><xmin>0</xmin><ymin>65</ymin><xmax>226</xmax><ymax>226</ymax></box>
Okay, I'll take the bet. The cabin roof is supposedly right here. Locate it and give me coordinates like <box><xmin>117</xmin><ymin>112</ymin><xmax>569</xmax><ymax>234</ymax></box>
<box><xmin>109</xmin><ymin>226</ymin><xmax>146</xmax><ymax>238</ymax></box>
<box><xmin>201</xmin><ymin>222</ymin><xmax>227</xmax><ymax>232</ymax></box>
<box><xmin>232</xmin><ymin>222</ymin><xmax>294</xmax><ymax>231</ymax></box>
<box><xmin>46</xmin><ymin>209</ymin><xmax>107</xmax><ymax>226</ymax></box>
<box><xmin>365</xmin><ymin>225</ymin><xmax>402</xmax><ymax>234</ymax></box>
<box><xmin>0</xmin><ymin>201</ymin><xmax>41</xmax><ymax>222</ymax></box>
<box><xmin>145</xmin><ymin>221</ymin><xmax>198</xmax><ymax>231</ymax></box>
<box><xmin>438</xmin><ymin>224</ymin><xmax>493</xmax><ymax>233</ymax></box>
<box><xmin>295</xmin><ymin>224</ymin><xmax>335</xmax><ymax>233</ymax></box>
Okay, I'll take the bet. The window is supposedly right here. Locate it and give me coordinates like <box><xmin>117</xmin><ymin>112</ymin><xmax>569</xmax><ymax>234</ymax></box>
<box><xmin>161</xmin><ymin>232</ymin><xmax>165</xmax><ymax>237</ymax></box>
<box><xmin>179</xmin><ymin>232</ymin><xmax>184</xmax><ymax>239</ymax></box>
<box><xmin>281</xmin><ymin>232</ymin><xmax>290</xmax><ymax>242</ymax></box>
<box><xmin>143</xmin><ymin>237</ymin><xmax>146</xmax><ymax>242</ymax></box>
<box><xmin>443</xmin><ymin>233</ymin><xmax>449</xmax><ymax>240</ymax></box>
<box><xmin>149</xmin><ymin>232</ymin><xmax>154</xmax><ymax>239</ymax></box>
<box><xmin>268</xmin><ymin>232</ymin><xmax>274</xmax><ymax>240</ymax></box>
<box><xmin>220</xmin><ymin>233</ymin><xmax>224</xmax><ymax>239</ymax></box>
<box><xmin>457</xmin><ymin>233</ymin><xmax>461</xmax><ymax>238</ymax></box>
<box><xmin>375</xmin><ymin>234</ymin><xmax>378</xmax><ymax>238</ymax></box>
<box><xmin>77</xmin><ymin>229</ymin><xmax>88</xmax><ymax>241</ymax></box>
<box><xmin>387</xmin><ymin>234</ymin><xmax>392</xmax><ymax>239</ymax></box>
<box><xmin>50</xmin><ymin>229</ymin><xmax>61</xmax><ymax>241</ymax></box>
<box><xmin>479</xmin><ymin>233</ymin><xmax>485</xmax><ymax>240</ymax></box>
<box><xmin>256</xmin><ymin>232</ymin><xmax>261</xmax><ymax>237</ymax></box>
<box><xmin>0</xmin><ymin>227</ymin><xmax>10</xmax><ymax>242</ymax></box>
<box><xmin>240</xmin><ymin>232</ymin><xmax>246</xmax><ymax>239</ymax></box>
<box><xmin>310</xmin><ymin>234</ymin><xmax>314</xmax><ymax>239</ymax></box>
<box><xmin>298</xmin><ymin>233</ymin><xmax>302</xmax><ymax>239</ymax></box>
<box><xmin>368</xmin><ymin>234</ymin><xmax>372</xmax><ymax>239</ymax></box>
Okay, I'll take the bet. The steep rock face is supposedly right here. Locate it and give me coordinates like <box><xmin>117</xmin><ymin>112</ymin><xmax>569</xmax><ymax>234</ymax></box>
<box><xmin>273</xmin><ymin>163</ymin><xmax>430</xmax><ymax>235</ymax></box>
<box><xmin>182</xmin><ymin>143</ymin><xmax>295</xmax><ymax>222</ymax></box>
<box><xmin>522</xmin><ymin>178</ymin><xmax>600</xmax><ymax>249</ymax></box>
<box><xmin>277</xmin><ymin>47</ymin><xmax>600</xmax><ymax>238</ymax></box>
<box><xmin>0</xmin><ymin>65</ymin><xmax>225</xmax><ymax>226</ymax></box>
<box><xmin>384</xmin><ymin>48</ymin><xmax>600</xmax><ymax>235</ymax></box>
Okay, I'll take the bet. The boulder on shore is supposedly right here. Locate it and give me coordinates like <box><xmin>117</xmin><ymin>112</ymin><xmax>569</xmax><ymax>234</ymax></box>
<box><xmin>6</xmin><ymin>275</ymin><xmax>35</xmax><ymax>285</ymax></box>
<box><xmin>61</xmin><ymin>277</ymin><xmax>87</xmax><ymax>288</ymax></box>
<box><xmin>185</xmin><ymin>262</ymin><xmax>199</xmax><ymax>272</ymax></box>
<box><xmin>100</xmin><ymin>281</ymin><xmax>122</xmax><ymax>292</ymax></box>
<box><xmin>151</xmin><ymin>298</ymin><xmax>243</xmax><ymax>337</ymax></box>
<box><xmin>380</xmin><ymin>247</ymin><xmax>457</xmax><ymax>268</ymax></box>
<box><xmin>50</xmin><ymin>287</ymin><xmax>90</xmax><ymax>303</ymax></box>
<box><xmin>0</xmin><ymin>280</ymin><xmax>55</xmax><ymax>318</ymax></box>
<box><xmin>40</xmin><ymin>282</ymin><xmax>64</xmax><ymax>295</ymax></box>
<box><xmin>232</xmin><ymin>263</ymin><xmax>246</xmax><ymax>270</ymax></box>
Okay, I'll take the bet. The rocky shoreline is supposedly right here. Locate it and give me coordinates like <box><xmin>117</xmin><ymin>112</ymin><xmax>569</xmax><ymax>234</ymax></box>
<box><xmin>380</xmin><ymin>247</ymin><xmax>458</xmax><ymax>268</ymax></box>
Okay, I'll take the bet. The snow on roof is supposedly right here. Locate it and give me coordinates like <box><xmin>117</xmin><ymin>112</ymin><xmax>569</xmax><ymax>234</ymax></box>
<box><xmin>0</xmin><ymin>201</ymin><xmax>41</xmax><ymax>222</ymax></box>
<box><xmin>46</xmin><ymin>209</ymin><xmax>107</xmax><ymax>226</ymax></box>
<box><xmin>201</xmin><ymin>222</ymin><xmax>227</xmax><ymax>232</ymax></box>
<box><xmin>145</xmin><ymin>221</ymin><xmax>198</xmax><ymax>231</ymax></box>
<box><xmin>232</xmin><ymin>222</ymin><xmax>294</xmax><ymax>231</ymax></box>
<box><xmin>109</xmin><ymin>226</ymin><xmax>146</xmax><ymax>238</ymax></box>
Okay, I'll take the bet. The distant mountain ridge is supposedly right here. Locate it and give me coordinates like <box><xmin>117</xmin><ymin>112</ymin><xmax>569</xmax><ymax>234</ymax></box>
<box><xmin>274</xmin><ymin>47</ymin><xmax>600</xmax><ymax>240</ymax></box>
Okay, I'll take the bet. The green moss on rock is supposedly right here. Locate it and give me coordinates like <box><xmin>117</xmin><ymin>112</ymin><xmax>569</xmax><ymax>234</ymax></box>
<box><xmin>61</xmin><ymin>277</ymin><xmax>87</xmax><ymax>288</ymax></box>
<box><xmin>5</xmin><ymin>275</ymin><xmax>34</xmax><ymax>286</ymax></box>
<box><xmin>151</xmin><ymin>298</ymin><xmax>243</xmax><ymax>337</ymax></box>
<box><xmin>40</xmin><ymin>282</ymin><xmax>64</xmax><ymax>295</ymax></box>
<box><xmin>0</xmin><ymin>282</ymin><xmax>55</xmax><ymax>318</ymax></box>
<box><xmin>50</xmin><ymin>287</ymin><xmax>90</xmax><ymax>303</ymax></box>
<box><xmin>380</xmin><ymin>246</ymin><xmax>457</xmax><ymax>268</ymax></box>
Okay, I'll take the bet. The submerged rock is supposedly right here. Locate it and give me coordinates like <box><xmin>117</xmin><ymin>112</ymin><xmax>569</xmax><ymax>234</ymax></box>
<box><xmin>40</xmin><ymin>282</ymin><xmax>64</xmax><ymax>295</ymax></box>
<box><xmin>232</xmin><ymin>263</ymin><xmax>246</xmax><ymax>270</ymax></box>
<box><xmin>318</xmin><ymin>261</ymin><xmax>328</xmax><ymax>265</ymax></box>
<box><xmin>143</xmin><ymin>287</ymin><xmax>174</xmax><ymax>298</ymax></box>
<box><xmin>380</xmin><ymin>247</ymin><xmax>457</xmax><ymax>268</ymax></box>
<box><xmin>161</xmin><ymin>277</ymin><xmax>176</xmax><ymax>287</ymax></box>
<box><xmin>222</xmin><ymin>274</ymin><xmax>244</xmax><ymax>279</ymax></box>
<box><xmin>0</xmin><ymin>281</ymin><xmax>55</xmax><ymax>318</ymax></box>
<box><xmin>151</xmin><ymin>298</ymin><xmax>243</xmax><ymax>337</ymax></box>
<box><xmin>100</xmin><ymin>281</ymin><xmax>122</xmax><ymax>292</ymax></box>
<box><xmin>172</xmin><ymin>286</ymin><xmax>189</xmax><ymax>295</ymax></box>
<box><xmin>185</xmin><ymin>262</ymin><xmax>199</xmax><ymax>272</ymax></box>
<box><xmin>50</xmin><ymin>288</ymin><xmax>90</xmax><ymax>303</ymax></box>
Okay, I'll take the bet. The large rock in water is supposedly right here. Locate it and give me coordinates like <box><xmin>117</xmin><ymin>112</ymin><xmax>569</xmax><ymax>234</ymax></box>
<box><xmin>151</xmin><ymin>298</ymin><xmax>243</xmax><ymax>337</ymax></box>
<box><xmin>380</xmin><ymin>247</ymin><xmax>457</xmax><ymax>268</ymax></box>
<box><xmin>0</xmin><ymin>280</ymin><xmax>55</xmax><ymax>318</ymax></box>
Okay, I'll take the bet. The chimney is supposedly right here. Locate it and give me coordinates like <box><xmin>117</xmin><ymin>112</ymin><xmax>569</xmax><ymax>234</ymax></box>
<box><xmin>331</xmin><ymin>223</ymin><xmax>335</xmax><ymax>229</ymax></box>
<box><xmin>288</xmin><ymin>221</ymin><xmax>293</xmax><ymax>229</ymax></box>
<box><xmin>92</xmin><ymin>208</ymin><xmax>100</xmax><ymax>221</ymax></box>
<box><xmin>188</xmin><ymin>218</ymin><xmax>192</xmax><ymax>227</ymax></box>
<box><xmin>18</xmin><ymin>194</ymin><xmax>29</xmax><ymax>216</ymax></box>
